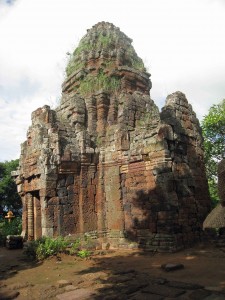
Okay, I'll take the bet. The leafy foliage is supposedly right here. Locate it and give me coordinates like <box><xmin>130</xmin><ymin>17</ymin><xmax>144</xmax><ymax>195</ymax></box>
<box><xmin>0</xmin><ymin>159</ymin><xmax>22</xmax><ymax>214</ymax></box>
<box><xmin>68</xmin><ymin>237</ymin><xmax>92</xmax><ymax>258</ymax></box>
<box><xmin>24</xmin><ymin>236</ymin><xmax>69</xmax><ymax>260</ymax></box>
<box><xmin>68</xmin><ymin>238</ymin><xmax>81</xmax><ymax>255</ymax></box>
<box><xmin>36</xmin><ymin>236</ymin><xmax>68</xmax><ymax>260</ymax></box>
<box><xmin>201</xmin><ymin>99</ymin><xmax>225</xmax><ymax>205</ymax></box>
<box><xmin>0</xmin><ymin>217</ymin><xmax>22</xmax><ymax>245</ymax></box>
<box><xmin>77</xmin><ymin>249</ymin><xmax>91</xmax><ymax>258</ymax></box>
<box><xmin>24</xmin><ymin>236</ymin><xmax>93</xmax><ymax>260</ymax></box>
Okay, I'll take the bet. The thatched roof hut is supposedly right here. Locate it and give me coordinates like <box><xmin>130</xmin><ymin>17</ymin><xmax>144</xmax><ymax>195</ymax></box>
<box><xmin>203</xmin><ymin>203</ymin><xmax>225</xmax><ymax>229</ymax></box>
<box><xmin>203</xmin><ymin>159</ymin><xmax>225</xmax><ymax>229</ymax></box>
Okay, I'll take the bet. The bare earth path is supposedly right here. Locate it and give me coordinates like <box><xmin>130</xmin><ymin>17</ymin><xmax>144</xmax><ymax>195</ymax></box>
<box><xmin>1</xmin><ymin>243</ymin><xmax>225</xmax><ymax>299</ymax></box>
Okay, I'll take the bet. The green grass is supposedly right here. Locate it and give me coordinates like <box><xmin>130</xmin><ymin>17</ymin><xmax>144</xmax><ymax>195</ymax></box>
<box><xmin>96</xmin><ymin>33</ymin><xmax>114</xmax><ymax>48</ymax></box>
<box><xmin>66</xmin><ymin>30</ymin><xmax>146</xmax><ymax>77</ymax></box>
<box><xmin>73</xmin><ymin>40</ymin><xmax>93</xmax><ymax>56</ymax></box>
<box><xmin>125</xmin><ymin>46</ymin><xmax>146</xmax><ymax>71</ymax></box>
<box><xmin>130</xmin><ymin>58</ymin><xmax>145</xmax><ymax>71</ymax></box>
<box><xmin>66</xmin><ymin>59</ymin><xmax>86</xmax><ymax>77</ymax></box>
<box><xmin>78</xmin><ymin>70</ymin><xmax>120</xmax><ymax>96</ymax></box>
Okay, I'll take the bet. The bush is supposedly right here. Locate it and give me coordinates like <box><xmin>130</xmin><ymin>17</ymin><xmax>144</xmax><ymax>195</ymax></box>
<box><xmin>24</xmin><ymin>237</ymin><xmax>68</xmax><ymax>260</ymax></box>
<box><xmin>0</xmin><ymin>217</ymin><xmax>22</xmax><ymax>246</ymax></box>
<box><xmin>36</xmin><ymin>236</ymin><xmax>69</xmax><ymax>260</ymax></box>
<box><xmin>68</xmin><ymin>238</ymin><xmax>81</xmax><ymax>255</ymax></box>
<box><xmin>77</xmin><ymin>249</ymin><xmax>91</xmax><ymax>258</ymax></box>
<box><xmin>24</xmin><ymin>236</ymin><xmax>93</xmax><ymax>260</ymax></box>
<box><xmin>24</xmin><ymin>236</ymin><xmax>69</xmax><ymax>260</ymax></box>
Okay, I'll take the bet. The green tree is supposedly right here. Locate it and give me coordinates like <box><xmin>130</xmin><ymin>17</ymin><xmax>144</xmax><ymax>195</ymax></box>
<box><xmin>0</xmin><ymin>159</ymin><xmax>22</xmax><ymax>215</ymax></box>
<box><xmin>201</xmin><ymin>99</ymin><xmax>225</xmax><ymax>205</ymax></box>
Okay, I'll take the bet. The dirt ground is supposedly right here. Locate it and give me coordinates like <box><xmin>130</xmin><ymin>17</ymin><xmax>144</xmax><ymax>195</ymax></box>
<box><xmin>1</xmin><ymin>242</ymin><xmax>225</xmax><ymax>299</ymax></box>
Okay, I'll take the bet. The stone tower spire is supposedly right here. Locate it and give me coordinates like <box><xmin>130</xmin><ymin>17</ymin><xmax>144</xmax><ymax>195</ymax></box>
<box><xmin>63</xmin><ymin>21</ymin><xmax>150</xmax><ymax>98</ymax></box>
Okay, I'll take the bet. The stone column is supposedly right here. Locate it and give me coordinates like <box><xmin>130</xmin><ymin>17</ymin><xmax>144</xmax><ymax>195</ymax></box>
<box><xmin>96</xmin><ymin>160</ymin><xmax>106</xmax><ymax>238</ymax></box>
<box><xmin>21</xmin><ymin>196</ymin><xmax>28</xmax><ymax>239</ymax></box>
<box><xmin>27</xmin><ymin>193</ymin><xmax>34</xmax><ymax>240</ymax></box>
<box><xmin>40</xmin><ymin>196</ymin><xmax>53</xmax><ymax>237</ymax></box>
<box><xmin>33</xmin><ymin>194</ymin><xmax>42</xmax><ymax>240</ymax></box>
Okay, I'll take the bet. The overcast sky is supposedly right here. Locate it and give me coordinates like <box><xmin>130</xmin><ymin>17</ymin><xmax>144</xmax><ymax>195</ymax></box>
<box><xmin>0</xmin><ymin>0</ymin><xmax>225</xmax><ymax>162</ymax></box>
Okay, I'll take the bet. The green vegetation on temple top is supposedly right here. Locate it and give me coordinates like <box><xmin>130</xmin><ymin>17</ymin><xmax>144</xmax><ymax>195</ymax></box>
<box><xmin>66</xmin><ymin>24</ymin><xmax>146</xmax><ymax>78</ymax></box>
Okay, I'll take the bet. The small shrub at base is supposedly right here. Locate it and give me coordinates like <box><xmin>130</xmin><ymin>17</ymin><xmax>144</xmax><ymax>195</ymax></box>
<box><xmin>77</xmin><ymin>249</ymin><xmax>91</xmax><ymax>258</ymax></box>
<box><xmin>24</xmin><ymin>236</ymin><xmax>69</xmax><ymax>261</ymax></box>
<box><xmin>69</xmin><ymin>238</ymin><xmax>81</xmax><ymax>255</ymax></box>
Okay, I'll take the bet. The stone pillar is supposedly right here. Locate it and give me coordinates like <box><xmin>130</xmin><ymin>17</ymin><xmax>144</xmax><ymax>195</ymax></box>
<box><xmin>27</xmin><ymin>193</ymin><xmax>34</xmax><ymax>240</ymax></box>
<box><xmin>78</xmin><ymin>164</ymin><xmax>86</xmax><ymax>234</ymax></box>
<box><xmin>21</xmin><ymin>196</ymin><xmax>28</xmax><ymax>239</ymax></box>
<box><xmin>41</xmin><ymin>196</ymin><xmax>53</xmax><ymax>237</ymax></box>
<box><xmin>96</xmin><ymin>159</ymin><xmax>107</xmax><ymax>239</ymax></box>
<box><xmin>33</xmin><ymin>194</ymin><xmax>42</xmax><ymax>240</ymax></box>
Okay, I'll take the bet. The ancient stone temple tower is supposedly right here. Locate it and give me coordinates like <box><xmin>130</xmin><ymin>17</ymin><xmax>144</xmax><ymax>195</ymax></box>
<box><xmin>13</xmin><ymin>22</ymin><xmax>211</xmax><ymax>251</ymax></box>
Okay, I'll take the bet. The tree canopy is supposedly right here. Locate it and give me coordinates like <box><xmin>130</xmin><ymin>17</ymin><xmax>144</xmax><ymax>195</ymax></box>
<box><xmin>201</xmin><ymin>99</ymin><xmax>225</xmax><ymax>205</ymax></box>
<box><xmin>0</xmin><ymin>159</ymin><xmax>22</xmax><ymax>215</ymax></box>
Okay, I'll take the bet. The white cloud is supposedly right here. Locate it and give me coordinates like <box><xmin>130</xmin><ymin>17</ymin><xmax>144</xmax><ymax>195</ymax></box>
<box><xmin>0</xmin><ymin>0</ymin><xmax>225</xmax><ymax>161</ymax></box>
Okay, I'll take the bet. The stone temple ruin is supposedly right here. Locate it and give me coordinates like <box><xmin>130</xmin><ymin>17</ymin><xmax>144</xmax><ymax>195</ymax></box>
<box><xmin>13</xmin><ymin>22</ymin><xmax>211</xmax><ymax>252</ymax></box>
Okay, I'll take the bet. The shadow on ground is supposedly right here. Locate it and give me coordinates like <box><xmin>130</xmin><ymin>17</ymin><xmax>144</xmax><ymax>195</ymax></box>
<box><xmin>72</xmin><ymin>246</ymin><xmax>225</xmax><ymax>300</ymax></box>
<box><xmin>0</xmin><ymin>247</ymin><xmax>42</xmax><ymax>280</ymax></box>
<box><xmin>0</xmin><ymin>247</ymin><xmax>42</xmax><ymax>299</ymax></box>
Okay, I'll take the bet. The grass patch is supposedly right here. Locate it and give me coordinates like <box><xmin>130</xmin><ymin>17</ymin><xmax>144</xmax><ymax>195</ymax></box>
<box><xmin>73</xmin><ymin>40</ymin><xmax>93</xmax><ymax>56</ymax></box>
<box><xmin>125</xmin><ymin>46</ymin><xmax>145</xmax><ymax>71</ymax></box>
<box><xmin>78</xmin><ymin>70</ymin><xmax>120</xmax><ymax>96</ymax></box>
<box><xmin>66</xmin><ymin>60</ymin><xmax>86</xmax><ymax>77</ymax></box>
<box><xmin>65</xmin><ymin>29</ymin><xmax>146</xmax><ymax>77</ymax></box>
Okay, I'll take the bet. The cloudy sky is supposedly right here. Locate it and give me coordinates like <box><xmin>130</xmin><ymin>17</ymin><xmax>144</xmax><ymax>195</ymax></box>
<box><xmin>0</xmin><ymin>0</ymin><xmax>225</xmax><ymax>161</ymax></box>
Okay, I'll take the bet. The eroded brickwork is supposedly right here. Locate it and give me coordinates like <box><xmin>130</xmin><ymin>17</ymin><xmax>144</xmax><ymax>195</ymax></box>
<box><xmin>13</xmin><ymin>22</ymin><xmax>211</xmax><ymax>251</ymax></box>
